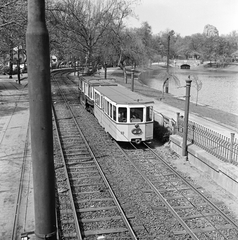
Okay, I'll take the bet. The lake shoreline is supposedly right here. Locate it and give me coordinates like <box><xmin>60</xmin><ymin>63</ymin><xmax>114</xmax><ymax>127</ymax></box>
<box><xmin>110</xmin><ymin>67</ymin><xmax>238</xmax><ymax>131</ymax></box>
<box><xmin>138</xmin><ymin>64</ymin><xmax>238</xmax><ymax>115</ymax></box>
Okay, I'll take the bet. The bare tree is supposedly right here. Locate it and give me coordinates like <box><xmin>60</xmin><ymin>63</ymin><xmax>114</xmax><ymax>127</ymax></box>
<box><xmin>0</xmin><ymin>0</ymin><xmax>27</xmax><ymax>82</ymax></box>
<box><xmin>190</xmin><ymin>74</ymin><xmax>202</xmax><ymax>106</ymax></box>
<box><xmin>47</xmin><ymin>0</ymin><xmax>138</xmax><ymax>72</ymax></box>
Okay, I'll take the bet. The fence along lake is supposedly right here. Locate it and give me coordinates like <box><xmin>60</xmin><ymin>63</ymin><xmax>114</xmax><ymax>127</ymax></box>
<box><xmin>141</xmin><ymin>66</ymin><xmax>238</xmax><ymax>116</ymax></box>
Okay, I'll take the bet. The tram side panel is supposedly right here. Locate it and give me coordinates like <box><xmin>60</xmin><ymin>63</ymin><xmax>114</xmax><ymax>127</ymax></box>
<box><xmin>94</xmin><ymin>105</ymin><xmax>129</xmax><ymax>142</ymax></box>
<box><xmin>145</xmin><ymin>122</ymin><xmax>154</xmax><ymax>140</ymax></box>
<box><xmin>94</xmin><ymin>104</ymin><xmax>153</xmax><ymax>143</ymax></box>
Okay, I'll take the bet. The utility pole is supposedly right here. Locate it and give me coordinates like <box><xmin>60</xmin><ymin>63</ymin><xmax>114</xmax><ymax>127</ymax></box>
<box><xmin>104</xmin><ymin>62</ymin><xmax>107</xmax><ymax>79</ymax></box>
<box><xmin>165</xmin><ymin>30</ymin><xmax>174</xmax><ymax>93</ymax></box>
<box><xmin>182</xmin><ymin>78</ymin><xmax>192</xmax><ymax>157</ymax></box>
<box><xmin>26</xmin><ymin>0</ymin><xmax>56</xmax><ymax>239</ymax></box>
<box><xmin>131</xmin><ymin>67</ymin><xmax>135</xmax><ymax>92</ymax></box>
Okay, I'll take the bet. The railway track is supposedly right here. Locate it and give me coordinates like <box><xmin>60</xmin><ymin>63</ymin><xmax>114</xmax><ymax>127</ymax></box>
<box><xmin>121</xmin><ymin>141</ymin><xmax>238</xmax><ymax>239</ymax></box>
<box><xmin>51</xmin><ymin>69</ymin><xmax>238</xmax><ymax>239</ymax></box>
<box><xmin>51</xmin><ymin>70</ymin><xmax>141</xmax><ymax>239</ymax></box>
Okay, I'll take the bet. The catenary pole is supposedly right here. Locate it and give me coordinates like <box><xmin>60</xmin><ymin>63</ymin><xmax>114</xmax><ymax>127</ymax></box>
<box><xmin>26</xmin><ymin>0</ymin><xmax>56</xmax><ymax>239</ymax></box>
<box><xmin>182</xmin><ymin>79</ymin><xmax>192</xmax><ymax>157</ymax></box>
<box><xmin>131</xmin><ymin>68</ymin><xmax>134</xmax><ymax>92</ymax></box>
<box><xmin>165</xmin><ymin>34</ymin><xmax>170</xmax><ymax>93</ymax></box>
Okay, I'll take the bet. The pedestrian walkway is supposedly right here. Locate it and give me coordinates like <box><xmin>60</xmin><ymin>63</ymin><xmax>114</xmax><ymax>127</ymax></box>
<box><xmin>152</xmin><ymin>98</ymin><xmax>238</xmax><ymax>138</ymax></box>
<box><xmin>0</xmin><ymin>74</ymin><xmax>34</xmax><ymax>240</ymax></box>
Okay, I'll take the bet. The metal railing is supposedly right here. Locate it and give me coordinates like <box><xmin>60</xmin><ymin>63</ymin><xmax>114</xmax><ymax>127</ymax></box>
<box><xmin>176</xmin><ymin>117</ymin><xmax>238</xmax><ymax>165</ymax></box>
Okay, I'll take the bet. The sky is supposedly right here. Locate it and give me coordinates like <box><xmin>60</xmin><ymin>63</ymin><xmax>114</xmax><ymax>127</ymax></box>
<box><xmin>125</xmin><ymin>0</ymin><xmax>238</xmax><ymax>36</ymax></box>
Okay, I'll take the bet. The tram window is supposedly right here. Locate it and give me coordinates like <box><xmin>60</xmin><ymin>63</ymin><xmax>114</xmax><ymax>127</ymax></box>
<box><xmin>101</xmin><ymin>96</ymin><xmax>105</xmax><ymax>111</ymax></box>
<box><xmin>146</xmin><ymin>106</ymin><xmax>153</xmax><ymax>121</ymax></box>
<box><xmin>130</xmin><ymin>108</ymin><xmax>143</xmax><ymax>122</ymax></box>
<box><xmin>100</xmin><ymin>96</ymin><xmax>103</xmax><ymax>108</ymax></box>
<box><xmin>95</xmin><ymin>92</ymin><xmax>100</xmax><ymax>106</ymax></box>
<box><xmin>95</xmin><ymin>92</ymin><xmax>97</xmax><ymax>105</ymax></box>
<box><xmin>110</xmin><ymin>103</ymin><xmax>112</xmax><ymax>118</ymax></box>
<box><xmin>85</xmin><ymin>83</ymin><xmax>88</xmax><ymax>96</ymax></box>
<box><xmin>107</xmin><ymin>101</ymin><xmax>109</xmax><ymax>115</ymax></box>
<box><xmin>113</xmin><ymin>105</ymin><xmax>116</xmax><ymax>121</ymax></box>
<box><xmin>89</xmin><ymin>86</ymin><xmax>92</xmax><ymax>98</ymax></box>
<box><xmin>118</xmin><ymin>107</ymin><xmax>127</xmax><ymax>122</ymax></box>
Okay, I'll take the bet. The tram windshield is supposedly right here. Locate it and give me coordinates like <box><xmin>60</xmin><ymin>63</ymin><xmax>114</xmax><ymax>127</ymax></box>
<box><xmin>130</xmin><ymin>108</ymin><xmax>143</xmax><ymax>122</ymax></box>
<box><xmin>118</xmin><ymin>107</ymin><xmax>127</xmax><ymax>122</ymax></box>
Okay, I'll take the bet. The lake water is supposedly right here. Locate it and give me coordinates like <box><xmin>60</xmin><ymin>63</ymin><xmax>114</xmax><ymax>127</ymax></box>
<box><xmin>141</xmin><ymin>68</ymin><xmax>238</xmax><ymax>116</ymax></box>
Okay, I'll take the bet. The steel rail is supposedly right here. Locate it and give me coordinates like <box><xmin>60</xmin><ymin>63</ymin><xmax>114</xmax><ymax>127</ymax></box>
<box><xmin>11</xmin><ymin>124</ymin><xmax>30</xmax><ymax>240</ymax></box>
<box><xmin>9</xmin><ymin>89</ymin><xmax>31</xmax><ymax>240</ymax></box>
<box><xmin>54</xmin><ymin>78</ymin><xmax>138</xmax><ymax>239</ymax></box>
<box><xmin>51</xmin><ymin>73</ymin><xmax>83</xmax><ymax>240</ymax></box>
<box><xmin>143</xmin><ymin>142</ymin><xmax>238</xmax><ymax>232</ymax></box>
<box><xmin>119</xmin><ymin>142</ymin><xmax>200</xmax><ymax>240</ymax></box>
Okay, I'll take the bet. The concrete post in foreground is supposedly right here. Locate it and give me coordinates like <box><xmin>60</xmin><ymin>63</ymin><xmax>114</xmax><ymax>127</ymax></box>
<box><xmin>182</xmin><ymin>79</ymin><xmax>192</xmax><ymax>157</ymax></box>
<box><xmin>26</xmin><ymin>0</ymin><xmax>56</xmax><ymax>239</ymax></box>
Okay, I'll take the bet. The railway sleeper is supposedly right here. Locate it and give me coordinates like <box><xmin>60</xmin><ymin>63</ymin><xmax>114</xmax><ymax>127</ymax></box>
<box><xmin>77</xmin><ymin>206</ymin><xmax>118</xmax><ymax>213</ymax></box>
<box><xmin>82</xmin><ymin>226</ymin><xmax>144</xmax><ymax>237</ymax></box>
<box><xmin>151</xmin><ymin>200</ymin><xmax>224</xmax><ymax>210</ymax></box>
<box><xmin>173</xmin><ymin>224</ymin><xmax>233</xmax><ymax>235</ymax></box>
<box><xmin>61</xmin><ymin>215</ymin><xmax>135</xmax><ymax>224</ymax></box>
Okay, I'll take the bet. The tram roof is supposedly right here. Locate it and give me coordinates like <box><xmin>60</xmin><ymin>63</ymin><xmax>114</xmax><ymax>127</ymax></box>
<box><xmin>94</xmin><ymin>85</ymin><xmax>154</xmax><ymax>105</ymax></box>
<box><xmin>83</xmin><ymin>78</ymin><xmax>117</xmax><ymax>86</ymax></box>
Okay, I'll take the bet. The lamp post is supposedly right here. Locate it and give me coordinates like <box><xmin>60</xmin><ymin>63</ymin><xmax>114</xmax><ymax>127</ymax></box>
<box><xmin>165</xmin><ymin>30</ymin><xmax>174</xmax><ymax>93</ymax></box>
<box><xmin>131</xmin><ymin>67</ymin><xmax>135</xmax><ymax>92</ymax></box>
<box><xmin>182</xmin><ymin>78</ymin><xmax>192</xmax><ymax>157</ymax></box>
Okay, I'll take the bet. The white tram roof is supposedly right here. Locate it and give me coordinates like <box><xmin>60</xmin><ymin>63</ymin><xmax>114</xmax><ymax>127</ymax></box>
<box><xmin>94</xmin><ymin>85</ymin><xmax>154</xmax><ymax>105</ymax></box>
<box><xmin>83</xmin><ymin>78</ymin><xmax>117</xmax><ymax>87</ymax></box>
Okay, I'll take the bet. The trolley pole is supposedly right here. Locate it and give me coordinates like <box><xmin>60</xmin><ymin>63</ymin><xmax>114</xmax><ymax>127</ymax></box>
<box><xmin>26</xmin><ymin>1</ymin><xmax>56</xmax><ymax>239</ymax></box>
<box><xmin>182</xmin><ymin>79</ymin><xmax>192</xmax><ymax>157</ymax></box>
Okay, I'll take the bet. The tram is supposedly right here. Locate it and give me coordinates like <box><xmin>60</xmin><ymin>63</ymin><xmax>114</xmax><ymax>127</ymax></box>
<box><xmin>79</xmin><ymin>77</ymin><xmax>117</xmax><ymax>113</ymax></box>
<box><xmin>79</xmin><ymin>77</ymin><xmax>154</xmax><ymax>144</ymax></box>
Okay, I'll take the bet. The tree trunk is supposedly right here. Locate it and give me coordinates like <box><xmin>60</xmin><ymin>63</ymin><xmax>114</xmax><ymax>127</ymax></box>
<box><xmin>17</xmin><ymin>47</ymin><xmax>21</xmax><ymax>83</ymax></box>
<box><xmin>17</xmin><ymin>59</ymin><xmax>21</xmax><ymax>83</ymax></box>
<box><xmin>123</xmin><ymin>66</ymin><xmax>127</xmax><ymax>83</ymax></box>
<box><xmin>9</xmin><ymin>42</ymin><xmax>13</xmax><ymax>79</ymax></box>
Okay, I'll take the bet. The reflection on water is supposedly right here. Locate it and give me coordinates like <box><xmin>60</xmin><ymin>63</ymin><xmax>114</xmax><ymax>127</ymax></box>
<box><xmin>143</xmin><ymin>68</ymin><xmax>238</xmax><ymax>115</ymax></box>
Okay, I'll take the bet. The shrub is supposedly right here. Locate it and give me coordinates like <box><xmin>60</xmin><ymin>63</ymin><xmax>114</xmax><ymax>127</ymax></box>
<box><xmin>153</xmin><ymin>121</ymin><xmax>171</xmax><ymax>144</ymax></box>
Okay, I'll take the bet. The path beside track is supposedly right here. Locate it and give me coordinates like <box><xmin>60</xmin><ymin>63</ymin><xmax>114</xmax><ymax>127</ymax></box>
<box><xmin>0</xmin><ymin>74</ymin><xmax>34</xmax><ymax>240</ymax></box>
